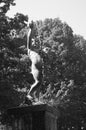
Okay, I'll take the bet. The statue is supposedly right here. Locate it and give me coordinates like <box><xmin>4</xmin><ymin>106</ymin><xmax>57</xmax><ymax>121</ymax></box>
<box><xmin>24</xmin><ymin>22</ymin><xmax>43</xmax><ymax>105</ymax></box>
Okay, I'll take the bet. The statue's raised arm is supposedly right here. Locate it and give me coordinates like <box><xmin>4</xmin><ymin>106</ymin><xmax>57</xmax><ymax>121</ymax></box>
<box><xmin>26</xmin><ymin>22</ymin><xmax>33</xmax><ymax>52</ymax></box>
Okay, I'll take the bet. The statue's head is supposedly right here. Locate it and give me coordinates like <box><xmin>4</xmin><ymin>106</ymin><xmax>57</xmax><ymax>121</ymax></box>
<box><xmin>29</xmin><ymin>21</ymin><xmax>34</xmax><ymax>29</ymax></box>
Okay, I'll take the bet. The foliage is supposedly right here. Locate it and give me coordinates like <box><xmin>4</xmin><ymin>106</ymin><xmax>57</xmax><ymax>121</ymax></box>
<box><xmin>0</xmin><ymin>0</ymin><xmax>28</xmax><ymax>111</ymax></box>
<box><xmin>0</xmin><ymin>0</ymin><xmax>15</xmax><ymax>14</ymax></box>
<box><xmin>1</xmin><ymin>0</ymin><xmax>86</xmax><ymax>129</ymax></box>
<box><xmin>35</xmin><ymin>18</ymin><xmax>86</xmax><ymax>130</ymax></box>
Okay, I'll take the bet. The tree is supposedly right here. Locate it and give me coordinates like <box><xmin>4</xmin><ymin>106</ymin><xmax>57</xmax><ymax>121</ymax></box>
<box><xmin>0</xmin><ymin>0</ymin><xmax>15</xmax><ymax>14</ymax></box>
<box><xmin>1</xmin><ymin>2</ymin><xmax>86</xmax><ymax>128</ymax></box>
<box><xmin>35</xmin><ymin>18</ymin><xmax>86</xmax><ymax>129</ymax></box>
<box><xmin>0</xmin><ymin>0</ymin><xmax>29</xmax><ymax>111</ymax></box>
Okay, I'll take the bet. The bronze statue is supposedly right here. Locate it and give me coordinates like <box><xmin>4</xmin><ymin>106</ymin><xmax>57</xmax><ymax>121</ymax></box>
<box><xmin>24</xmin><ymin>22</ymin><xmax>43</xmax><ymax>105</ymax></box>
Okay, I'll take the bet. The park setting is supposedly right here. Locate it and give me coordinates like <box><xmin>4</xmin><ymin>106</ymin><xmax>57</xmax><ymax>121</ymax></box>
<box><xmin>0</xmin><ymin>0</ymin><xmax>86</xmax><ymax>129</ymax></box>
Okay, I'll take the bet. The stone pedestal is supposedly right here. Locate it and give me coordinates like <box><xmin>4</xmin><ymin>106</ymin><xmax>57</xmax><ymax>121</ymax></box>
<box><xmin>6</xmin><ymin>104</ymin><xmax>59</xmax><ymax>130</ymax></box>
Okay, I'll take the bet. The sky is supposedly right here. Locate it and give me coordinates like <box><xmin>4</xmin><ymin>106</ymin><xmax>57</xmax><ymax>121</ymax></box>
<box><xmin>7</xmin><ymin>0</ymin><xmax>86</xmax><ymax>39</ymax></box>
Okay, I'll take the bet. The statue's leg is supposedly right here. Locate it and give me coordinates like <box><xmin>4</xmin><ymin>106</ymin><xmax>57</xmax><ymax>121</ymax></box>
<box><xmin>28</xmin><ymin>80</ymin><xmax>39</xmax><ymax>94</ymax></box>
<box><xmin>27</xmin><ymin>78</ymin><xmax>42</xmax><ymax>103</ymax></box>
<box><xmin>27</xmin><ymin>79</ymin><xmax>39</xmax><ymax>100</ymax></box>
<box><xmin>26</xmin><ymin>66</ymin><xmax>42</xmax><ymax>102</ymax></box>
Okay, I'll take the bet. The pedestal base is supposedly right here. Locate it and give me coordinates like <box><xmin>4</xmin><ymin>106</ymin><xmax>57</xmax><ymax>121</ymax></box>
<box><xmin>6</xmin><ymin>104</ymin><xmax>59</xmax><ymax>130</ymax></box>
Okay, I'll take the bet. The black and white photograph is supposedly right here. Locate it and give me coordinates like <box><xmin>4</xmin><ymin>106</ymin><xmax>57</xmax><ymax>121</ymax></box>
<box><xmin>0</xmin><ymin>0</ymin><xmax>86</xmax><ymax>129</ymax></box>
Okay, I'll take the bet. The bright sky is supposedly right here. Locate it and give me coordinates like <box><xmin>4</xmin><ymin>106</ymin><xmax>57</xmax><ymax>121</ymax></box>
<box><xmin>7</xmin><ymin>0</ymin><xmax>86</xmax><ymax>39</ymax></box>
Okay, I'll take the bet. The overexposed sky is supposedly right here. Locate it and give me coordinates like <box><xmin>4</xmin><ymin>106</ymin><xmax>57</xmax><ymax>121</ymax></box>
<box><xmin>7</xmin><ymin>0</ymin><xmax>86</xmax><ymax>39</ymax></box>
